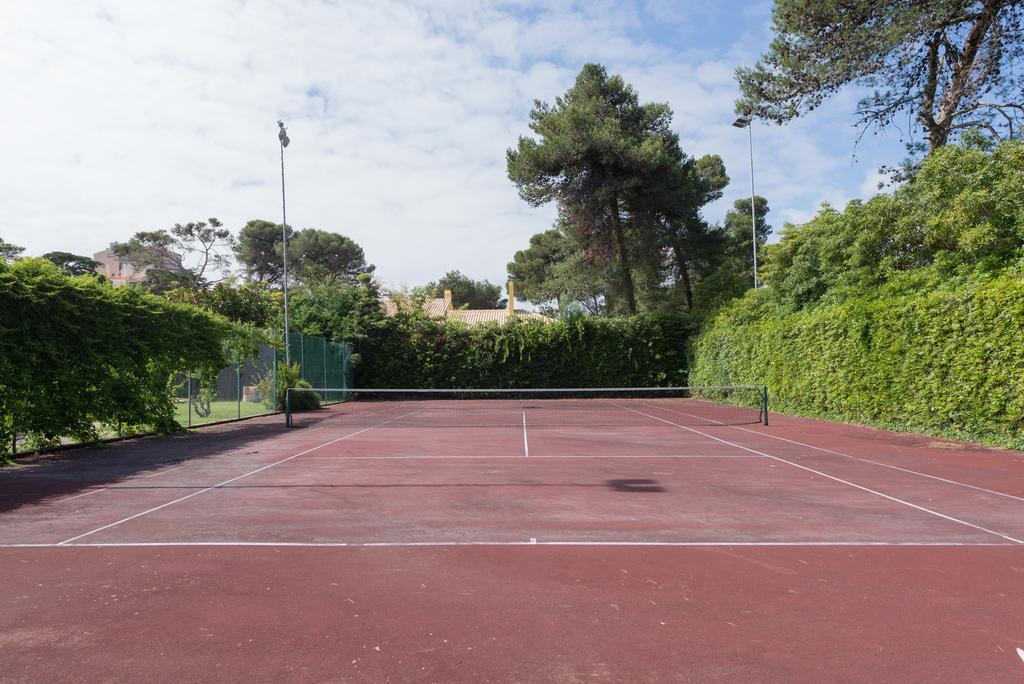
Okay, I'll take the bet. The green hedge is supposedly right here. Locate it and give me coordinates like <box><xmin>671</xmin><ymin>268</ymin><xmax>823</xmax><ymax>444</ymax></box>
<box><xmin>690</xmin><ymin>272</ymin><xmax>1024</xmax><ymax>448</ymax></box>
<box><xmin>0</xmin><ymin>259</ymin><xmax>250</xmax><ymax>455</ymax></box>
<box><xmin>358</xmin><ymin>312</ymin><xmax>698</xmax><ymax>389</ymax></box>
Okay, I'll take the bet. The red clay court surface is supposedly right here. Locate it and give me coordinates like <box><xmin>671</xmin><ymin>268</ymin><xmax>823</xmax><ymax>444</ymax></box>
<box><xmin>2</xmin><ymin>398</ymin><xmax>1023</xmax><ymax>682</ymax></box>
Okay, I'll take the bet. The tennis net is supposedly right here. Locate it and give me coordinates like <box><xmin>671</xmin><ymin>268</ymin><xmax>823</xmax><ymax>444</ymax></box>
<box><xmin>284</xmin><ymin>386</ymin><xmax>768</xmax><ymax>428</ymax></box>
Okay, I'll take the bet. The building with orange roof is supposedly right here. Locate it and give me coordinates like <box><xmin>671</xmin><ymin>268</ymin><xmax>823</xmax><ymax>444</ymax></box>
<box><xmin>381</xmin><ymin>282</ymin><xmax>550</xmax><ymax>326</ymax></box>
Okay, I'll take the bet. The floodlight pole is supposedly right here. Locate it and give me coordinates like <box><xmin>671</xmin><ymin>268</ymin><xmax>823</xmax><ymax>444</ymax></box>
<box><xmin>278</xmin><ymin>120</ymin><xmax>290</xmax><ymax>364</ymax></box>
<box><xmin>746</xmin><ymin>122</ymin><xmax>757</xmax><ymax>289</ymax></box>
<box><xmin>733</xmin><ymin>116</ymin><xmax>759</xmax><ymax>288</ymax></box>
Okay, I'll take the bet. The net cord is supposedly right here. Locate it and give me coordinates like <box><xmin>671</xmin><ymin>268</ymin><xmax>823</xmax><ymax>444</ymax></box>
<box><xmin>285</xmin><ymin>386</ymin><xmax>769</xmax><ymax>428</ymax></box>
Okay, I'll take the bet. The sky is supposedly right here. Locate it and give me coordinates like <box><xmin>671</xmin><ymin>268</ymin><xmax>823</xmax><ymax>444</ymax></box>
<box><xmin>2</xmin><ymin>0</ymin><xmax>906</xmax><ymax>290</ymax></box>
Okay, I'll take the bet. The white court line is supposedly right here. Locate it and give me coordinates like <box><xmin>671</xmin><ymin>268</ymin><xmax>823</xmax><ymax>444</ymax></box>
<box><xmin>0</xmin><ymin>540</ymin><xmax>1013</xmax><ymax>549</ymax></box>
<box><xmin>656</xmin><ymin>404</ymin><xmax>1024</xmax><ymax>504</ymax></box>
<box><xmin>295</xmin><ymin>454</ymin><xmax>764</xmax><ymax>460</ymax></box>
<box><xmin>55</xmin><ymin>411</ymin><xmax>421</xmax><ymax>546</ymax></box>
<box><xmin>53</xmin><ymin>463</ymin><xmax>193</xmax><ymax>503</ymax></box>
<box><xmin>138</xmin><ymin>463</ymin><xmax>189</xmax><ymax>478</ymax></box>
<box><xmin>55</xmin><ymin>488</ymin><xmax>107</xmax><ymax>503</ymax></box>
<box><xmin>614</xmin><ymin>404</ymin><xmax>1024</xmax><ymax>545</ymax></box>
<box><xmin>522</xmin><ymin>410</ymin><xmax>529</xmax><ymax>458</ymax></box>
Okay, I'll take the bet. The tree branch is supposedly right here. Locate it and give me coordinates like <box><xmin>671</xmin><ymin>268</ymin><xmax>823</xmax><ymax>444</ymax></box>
<box><xmin>932</xmin><ymin>0</ymin><xmax>1002</xmax><ymax>147</ymax></box>
<box><xmin>918</xmin><ymin>33</ymin><xmax>942</xmax><ymax>133</ymax></box>
<box><xmin>949</xmin><ymin>119</ymin><xmax>1002</xmax><ymax>138</ymax></box>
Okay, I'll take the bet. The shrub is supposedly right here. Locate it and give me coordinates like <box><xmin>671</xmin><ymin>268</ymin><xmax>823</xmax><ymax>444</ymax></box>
<box><xmin>0</xmin><ymin>258</ymin><xmax>256</xmax><ymax>455</ymax></box>
<box><xmin>272</xmin><ymin>362</ymin><xmax>321</xmax><ymax>411</ymax></box>
<box><xmin>290</xmin><ymin>389</ymin><xmax>322</xmax><ymax>412</ymax></box>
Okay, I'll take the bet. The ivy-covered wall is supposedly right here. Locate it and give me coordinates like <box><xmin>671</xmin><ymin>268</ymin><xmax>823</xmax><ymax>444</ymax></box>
<box><xmin>358</xmin><ymin>312</ymin><xmax>698</xmax><ymax>389</ymax></box>
<box><xmin>0</xmin><ymin>259</ymin><xmax>250</xmax><ymax>455</ymax></box>
<box><xmin>690</xmin><ymin>272</ymin><xmax>1024</xmax><ymax>448</ymax></box>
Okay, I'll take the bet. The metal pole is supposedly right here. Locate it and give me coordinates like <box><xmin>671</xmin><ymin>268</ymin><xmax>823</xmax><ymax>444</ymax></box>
<box><xmin>280</xmin><ymin>134</ymin><xmax>290</xmax><ymax>365</ymax></box>
<box><xmin>187</xmin><ymin>370</ymin><xmax>192</xmax><ymax>427</ymax></box>
<box><xmin>747</xmin><ymin>123</ymin><xmax>758</xmax><ymax>289</ymax></box>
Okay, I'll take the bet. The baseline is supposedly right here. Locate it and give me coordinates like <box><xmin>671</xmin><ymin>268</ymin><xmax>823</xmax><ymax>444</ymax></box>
<box><xmin>293</xmin><ymin>453</ymin><xmax>766</xmax><ymax>460</ymax></box>
<box><xmin>0</xmin><ymin>539</ymin><xmax>1012</xmax><ymax>549</ymax></box>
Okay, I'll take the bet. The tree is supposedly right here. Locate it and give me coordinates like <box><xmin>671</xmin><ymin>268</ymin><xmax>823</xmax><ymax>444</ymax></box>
<box><xmin>724</xmin><ymin>196</ymin><xmax>772</xmax><ymax>248</ymax></box>
<box><xmin>235</xmin><ymin>220</ymin><xmax>293</xmax><ymax>285</ymax></box>
<box><xmin>637</xmin><ymin>153</ymin><xmax>731</xmax><ymax>310</ymax></box>
<box><xmin>290</xmin><ymin>229</ymin><xmax>375</xmax><ymax>284</ymax></box>
<box><xmin>423</xmin><ymin>270</ymin><xmax>506</xmax><ymax>309</ymax></box>
<box><xmin>166</xmin><ymin>280</ymin><xmax>281</xmax><ymax>328</ymax></box>
<box><xmin>761</xmin><ymin>139</ymin><xmax>1024</xmax><ymax>308</ymax></box>
<box><xmin>1</xmin><ymin>237</ymin><xmax>25</xmax><ymax>263</ymax></box>
<box><xmin>736</xmin><ymin>1</ymin><xmax>1024</xmax><ymax>156</ymax></box>
<box><xmin>507</xmin><ymin>222</ymin><xmax>610</xmax><ymax>315</ymax></box>
<box><xmin>288</xmin><ymin>273</ymin><xmax>385</xmax><ymax>346</ymax></box>
<box><xmin>507</xmin><ymin>155</ymin><xmax>730</xmax><ymax>316</ymax></box>
<box><xmin>234</xmin><ymin>223</ymin><xmax>372</xmax><ymax>286</ymax></box>
<box><xmin>508</xmin><ymin>64</ymin><xmax>688</xmax><ymax>314</ymax></box>
<box><xmin>111</xmin><ymin>230</ymin><xmax>187</xmax><ymax>292</ymax></box>
<box><xmin>170</xmin><ymin>218</ymin><xmax>235</xmax><ymax>282</ymax></box>
<box><xmin>139</xmin><ymin>268</ymin><xmax>201</xmax><ymax>295</ymax></box>
<box><xmin>114</xmin><ymin>218</ymin><xmax>234</xmax><ymax>291</ymax></box>
<box><xmin>693</xmin><ymin>197</ymin><xmax>772</xmax><ymax>311</ymax></box>
<box><xmin>41</xmin><ymin>251</ymin><xmax>102</xmax><ymax>276</ymax></box>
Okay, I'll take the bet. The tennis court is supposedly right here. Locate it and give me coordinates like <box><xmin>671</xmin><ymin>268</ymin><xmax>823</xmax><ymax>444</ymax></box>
<box><xmin>2</xmin><ymin>390</ymin><xmax>1023</xmax><ymax>681</ymax></box>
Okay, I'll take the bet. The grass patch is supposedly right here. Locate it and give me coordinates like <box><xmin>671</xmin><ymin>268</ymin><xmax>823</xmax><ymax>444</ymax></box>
<box><xmin>174</xmin><ymin>400</ymin><xmax>272</xmax><ymax>426</ymax></box>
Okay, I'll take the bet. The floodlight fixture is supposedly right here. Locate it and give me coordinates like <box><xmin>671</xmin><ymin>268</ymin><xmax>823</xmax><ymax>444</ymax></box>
<box><xmin>278</xmin><ymin>120</ymin><xmax>291</xmax><ymax>363</ymax></box>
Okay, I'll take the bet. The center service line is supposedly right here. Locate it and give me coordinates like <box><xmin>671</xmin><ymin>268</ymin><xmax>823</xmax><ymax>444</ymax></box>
<box><xmin>522</xmin><ymin>410</ymin><xmax>529</xmax><ymax>458</ymax></box>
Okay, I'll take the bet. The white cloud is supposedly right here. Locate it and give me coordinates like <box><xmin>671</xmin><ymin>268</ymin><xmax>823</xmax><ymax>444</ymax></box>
<box><xmin>1</xmin><ymin>0</ymin><xmax>905</xmax><ymax>286</ymax></box>
<box><xmin>859</xmin><ymin>168</ymin><xmax>889</xmax><ymax>198</ymax></box>
<box><xmin>778</xmin><ymin>208</ymin><xmax>816</xmax><ymax>226</ymax></box>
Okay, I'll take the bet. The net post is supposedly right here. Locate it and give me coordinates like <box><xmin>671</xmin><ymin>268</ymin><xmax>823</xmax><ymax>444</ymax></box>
<box><xmin>187</xmin><ymin>370</ymin><xmax>193</xmax><ymax>428</ymax></box>
<box><xmin>761</xmin><ymin>385</ymin><xmax>769</xmax><ymax>426</ymax></box>
<box><xmin>285</xmin><ymin>387</ymin><xmax>292</xmax><ymax>428</ymax></box>
<box><xmin>236</xmin><ymin>363</ymin><xmax>241</xmax><ymax>420</ymax></box>
<box><xmin>272</xmin><ymin>353</ymin><xmax>278</xmax><ymax>419</ymax></box>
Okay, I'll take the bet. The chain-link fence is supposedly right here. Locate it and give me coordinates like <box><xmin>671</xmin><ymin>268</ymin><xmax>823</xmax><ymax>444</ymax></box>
<box><xmin>7</xmin><ymin>333</ymin><xmax>351</xmax><ymax>455</ymax></box>
<box><xmin>282</xmin><ymin>331</ymin><xmax>353</xmax><ymax>390</ymax></box>
<box><xmin>176</xmin><ymin>333</ymin><xmax>352</xmax><ymax>428</ymax></box>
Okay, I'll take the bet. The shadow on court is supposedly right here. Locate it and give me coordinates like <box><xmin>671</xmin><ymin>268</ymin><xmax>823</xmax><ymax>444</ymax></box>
<box><xmin>0</xmin><ymin>415</ymin><xmax>293</xmax><ymax>513</ymax></box>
